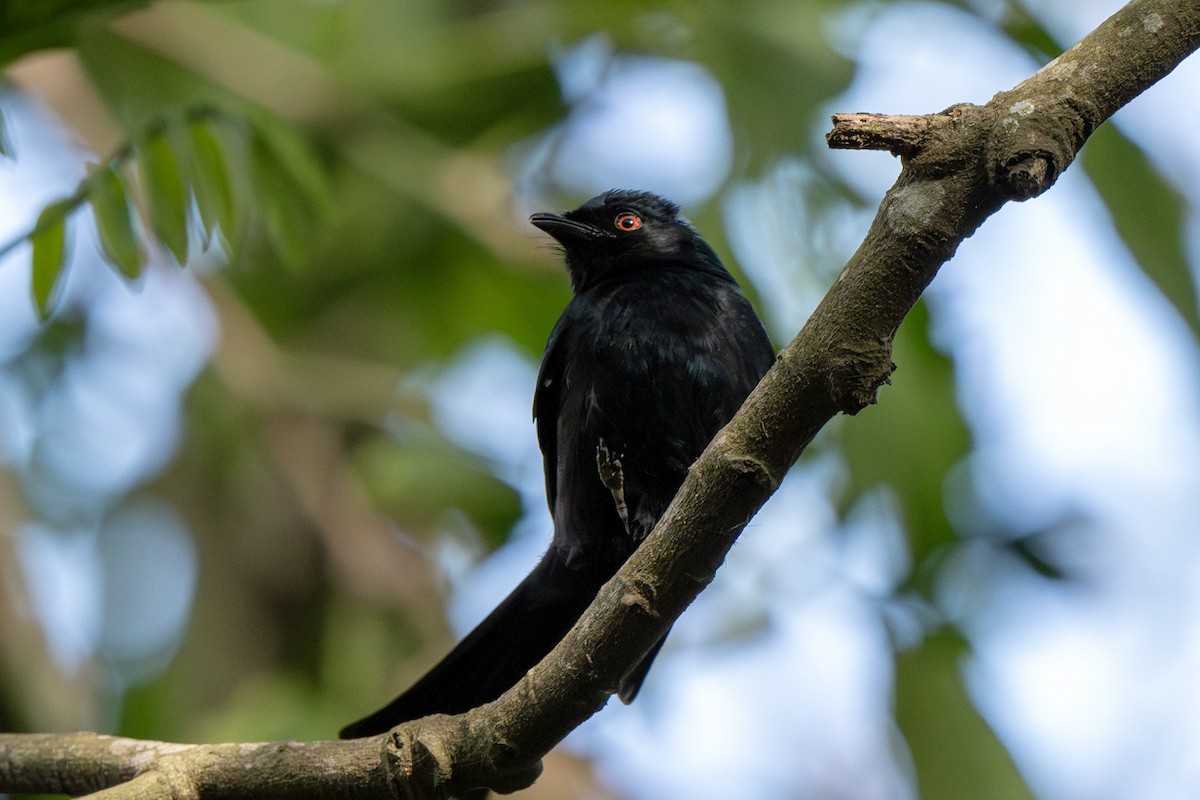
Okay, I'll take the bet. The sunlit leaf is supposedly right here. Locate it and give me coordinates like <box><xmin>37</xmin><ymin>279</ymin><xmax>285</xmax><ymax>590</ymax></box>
<box><xmin>30</xmin><ymin>201</ymin><xmax>71</xmax><ymax>320</ymax></box>
<box><xmin>188</xmin><ymin>116</ymin><xmax>240</xmax><ymax>247</ymax></box>
<box><xmin>137</xmin><ymin>129</ymin><xmax>191</xmax><ymax>265</ymax></box>
<box><xmin>90</xmin><ymin>163</ymin><xmax>143</xmax><ymax>279</ymax></box>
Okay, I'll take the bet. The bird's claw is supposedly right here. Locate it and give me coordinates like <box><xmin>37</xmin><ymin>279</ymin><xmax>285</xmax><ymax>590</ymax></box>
<box><xmin>596</xmin><ymin>439</ymin><xmax>630</xmax><ymax>532</ymax></box>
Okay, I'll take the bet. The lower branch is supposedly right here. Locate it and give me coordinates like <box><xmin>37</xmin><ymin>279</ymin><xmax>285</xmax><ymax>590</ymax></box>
<box><xmin>0</xmin><ymin>732</ymin><xmax>392</xmax><ymax>800</ymax></box>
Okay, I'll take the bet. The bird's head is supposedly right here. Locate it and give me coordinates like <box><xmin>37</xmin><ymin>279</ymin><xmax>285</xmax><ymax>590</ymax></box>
<box><xmin>530</xmin><ymin>190</ymin><xmax>729</xmax><ymax>292</ymax></box>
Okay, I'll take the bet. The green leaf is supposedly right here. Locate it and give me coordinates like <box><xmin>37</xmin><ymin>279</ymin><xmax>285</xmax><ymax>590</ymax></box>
<box><xmin>137</xmin><ymin>129</ymin><xmax>190</xmax><ymax>265</ymax></box>
<box><xmin>249</xmin><ymin>132</ymin><xmax>314</xmax><ymax>269</ymax></box>
<box><xmin>30</xmin><ymin>201</ymin><xmax>71</xmax><ymax>320</ymax></box>
<box><xmin>0</xmin><ymin>1</ymin><xmax>157</xmax><ymax>69</ymax></box>
<box><xmin>895</xmin><ymin>629</ymin><xmax>1035</xmax><ymax>800</ymax></box>
<box><xmin>187</xmin><ymin>116</ymin><xmax>241</xmax><ymax>247</ymax></box>
<box><xmin>1083</xmin><ymin>124</ymin><xmax>1199</xmax><ymax>337</ymax></box>
<box><xmin>90</xmin><ymin>164</ymin><xmax>143</xmax><ymax>279</ymax></box>
<box><xmin>250</xmin><ymin>119</ymin><xmax>334</xmax><ymax>217</ymax></box>
<box><xmin>998</xmin><ymin>3</ymin><xmax>1065</xmax><ymax>62</ymax></box>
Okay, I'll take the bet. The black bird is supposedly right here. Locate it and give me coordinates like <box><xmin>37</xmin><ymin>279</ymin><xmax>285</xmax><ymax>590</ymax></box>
<box><xmin>341</xmin><ymin>189</ymin><xmax>775</xmax><ymax>742</ymax></box>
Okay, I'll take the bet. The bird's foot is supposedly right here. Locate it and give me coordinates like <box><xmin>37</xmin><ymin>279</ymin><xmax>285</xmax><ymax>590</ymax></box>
<box><xmin>596</xmin><ymin>439</ymin><xmax>630</xmax><ymax>531</ymax></box>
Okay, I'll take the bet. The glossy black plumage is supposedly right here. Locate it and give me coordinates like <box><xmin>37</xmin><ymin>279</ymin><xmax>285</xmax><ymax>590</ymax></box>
<box><xmin>340</xmin><ymin>190</ymin><xmax>774</xmax><ymax>742</ymax></box>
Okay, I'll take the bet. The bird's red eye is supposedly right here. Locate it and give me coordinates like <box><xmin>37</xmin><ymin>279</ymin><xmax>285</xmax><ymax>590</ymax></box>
<box><xmin>614</xmin><ymin>212</ymin><xmax>642</xmax><ymax>231</ymax></box>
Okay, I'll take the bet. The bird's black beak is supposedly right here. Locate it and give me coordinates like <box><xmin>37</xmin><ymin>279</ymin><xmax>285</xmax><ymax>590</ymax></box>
<box><xmin>529</xmin><ymin>212</ymin><xmax>612</xmax><ymax>246</ymax></box>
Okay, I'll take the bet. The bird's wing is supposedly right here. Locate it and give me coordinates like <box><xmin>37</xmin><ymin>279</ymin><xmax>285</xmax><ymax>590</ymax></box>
<box><xmin>617</xmin><ymin>286</ymin><xmax>774</xmax><ymax>533</ymax></box>
<box><xmin>532</xmin><ymin>312</ymin><xmax>571</xmax><ymax>513</ymax></box>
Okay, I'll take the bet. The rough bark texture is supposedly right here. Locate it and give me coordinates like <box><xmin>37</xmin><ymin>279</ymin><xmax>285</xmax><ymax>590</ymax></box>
<box><xmin>2</xmin><ymin>0</ymin><xmax>1198</xmax><ymax>797</ymax></box>
<box><xmin>0</xmin><ymin>733</ymin><xmax>390</xmax><ymax>799</ymax></box>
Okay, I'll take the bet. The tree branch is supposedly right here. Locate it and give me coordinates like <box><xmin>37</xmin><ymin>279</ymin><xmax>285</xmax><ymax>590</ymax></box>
<box><xmin>2</xmin><ymin>0</ymin><xmax>1197</xmax><ymax>797</ymax></box>
<box><xmin>826</xmin><ymin>112</ymin><xmax>940</xmax><ymax>155</ymax></box>
<box><xmin>0</xmin><ymin>732</ymin><xmax>395</xmax><ymax>800</ymax></box>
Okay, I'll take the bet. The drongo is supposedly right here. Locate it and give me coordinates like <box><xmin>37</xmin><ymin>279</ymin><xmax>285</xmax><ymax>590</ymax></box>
<box><xmin>341</xmin><ymin>189</ymin><xmax>774</xmax><ymax>742</ymax></box>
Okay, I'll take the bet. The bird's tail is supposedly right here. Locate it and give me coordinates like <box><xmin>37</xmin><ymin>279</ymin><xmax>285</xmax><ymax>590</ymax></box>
<box><xmin>340</xmin><ymin>549</ymin><xmax>609</xmax><ymax>739</ymax></box>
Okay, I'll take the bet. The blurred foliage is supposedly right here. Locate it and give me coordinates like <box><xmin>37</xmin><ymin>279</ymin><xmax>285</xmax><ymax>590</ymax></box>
<box><xmin>0</xmin><ymin>1</ymin><xmax>1194</xmax><ymax>799</ymax></box>
<box><xmin>0</xmin><ymin>0</ymin><xmax>154</xmax><ymax>64</ymax></box>
<box><xmin>1082</xmin><ymin>123</ymin><xmax>1199</xmax><ymax>335</ymax></box>
<box><xmin>841</xmin><ymin>300</ymin><xmax>971</xmax><ymax>585</ymax></box>
<box><xmin>895</xmin><ymin>628</ymin><xmax>1032</xmax><ymax>800</ymax></box>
